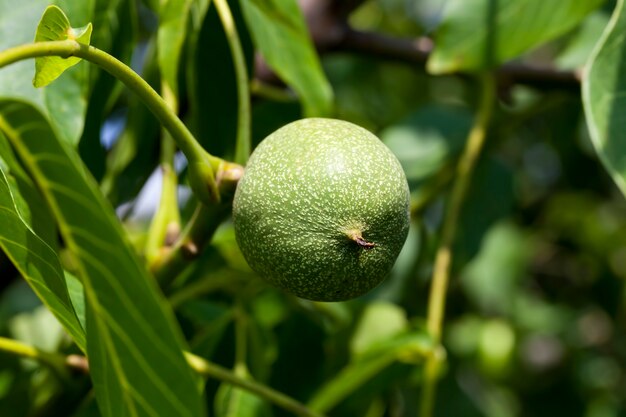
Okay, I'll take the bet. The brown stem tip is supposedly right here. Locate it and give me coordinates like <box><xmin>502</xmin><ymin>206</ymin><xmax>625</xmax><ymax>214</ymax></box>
<box><xmin>346</xmin><ymin>229</ymin><xmax>376</xmax><ymax>249</ymax></box>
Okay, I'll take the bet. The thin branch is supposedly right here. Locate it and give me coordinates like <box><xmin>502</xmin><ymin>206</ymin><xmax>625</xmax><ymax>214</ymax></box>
<box><xmin>256</xmin><ymin>6</ymin><xmax>581</xmax><ymax>91</ymax></box>
<box><xmin>419</xmin><ymin>74</ymin><xmax>496</xmax><ymax>417</ymax></box>
<box><xmin>215</xmin><ymin>0</ymin><xmax>251</xmax><ymax>166</ymax></box>
<box><xmin>335</xmin><ymin>29</ymin><xmax>580</xmax><ymax>90</ymax></box>
<box><xmin>0</xmin><ymin>336</ymin><xmax>88</xmax><ymax>376</ymax></box>
<box><xmin>152</xmin><ymin>161</ymin><xmax>244</xmax><ymax>287</ymax></box>
<box><xmin>187</xmin><ymin>352</ymin><xmax>326</xmax><ymax>417</ymax></box>
<box><xmin>0</xmin><ymin>337</ymin><xmax>324</xmax><ymax>417</ymax></box>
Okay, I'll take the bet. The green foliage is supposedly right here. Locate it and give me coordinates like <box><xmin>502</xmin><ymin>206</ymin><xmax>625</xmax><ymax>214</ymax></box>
<box><xmin>583</xmin><ymin>0</ymin><xmax>626</xmax><ymax>196</ymax></box>
<box><xmin>428</xmin><ymin>0</ymin><xmax>604</xmax><ymax>73</ymax></box>
<box><xmin>33</xmin><ymin>5</ymin><xmax>93</xmax><ymax>88</ymax></box>
<box><xmin>0</xmin><ymin>1</ymin><xmax>626</xmax><ymax>417</ymax></box>
<box><xmin>240</xmin><ymin>0</ymin><xmax>333</xmax><ymax>116</ymax></box>
<box><xmin>0</xmin><ymin>167</ymin><xmax>85</xmax><ymax>351</ymax></box>
<box><xmin>0</xmin><ymin>101</ymin><xmax>203</xmax><ymax>417</ymax></box>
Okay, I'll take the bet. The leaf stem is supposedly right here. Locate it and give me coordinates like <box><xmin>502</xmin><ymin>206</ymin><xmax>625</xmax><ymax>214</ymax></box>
<box><xmin>152</xmin><ymin>161</ymin><xmax>244</xmax><ymax>286</ymax></box>
<box><xmin>186</xmin><ymin>352</ymin><xmax>326</xmax><ymax>417</ymax></box>
<box><xmin>419</xmin><ymin>73</ymin><xmax>496</xmax><ymax>417</ymax></box>
<box><xmin>0</xmin><ymin>336</ymin><xmax>82</xmax><ymax>377</ymax></box>
<box><xmin>0</xmin><ymin>336</ymin><xmax>324</xmax><ymax>417</ymax></box>
<box><xmin>145</xmin><ymin>84</ymin><xmax>182</xmax><ymax>266</ymax></box>
<box><xmin>214</xmin><ymin>0</ymin><xmax>251</xmax><ymax>165</ymax></box>
<box><xmin>0</xmin><ymin>40</ymin><xmax>222</xmax><ymax>202</ymax></box>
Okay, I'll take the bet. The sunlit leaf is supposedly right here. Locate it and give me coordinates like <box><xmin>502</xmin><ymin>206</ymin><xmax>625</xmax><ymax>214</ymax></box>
<box><xmin>33</xmin><ymin>5</ymin><xmax>93</xmax><ymax>88</ymax></box>
<box><xmin>428</xmin><ymin>0</ymin><xmax>604</xmax><ymax>74</ymax></box>
<box><xmin>0</xmin><ymin>166</ymin><xmax>86</xmax><ymax>351</ymax></box>
<box><xmin>0</xmin><ymin>1</ymin><xmax>91</xmax><ymax>144</ymax></box>
<box><xmin>583</xmin><ymin>0</ymin><xmax>626</xmax><ymax>197</ymax></box>
<box><xmin>0</xmin><ymin>101</ymin><xmax>204</xmax><ymax>417</ymax></box>
<box><xmin>239</xmin><ymin>0</ymin><xmax>333</xmax><ymax>116</ymax></box>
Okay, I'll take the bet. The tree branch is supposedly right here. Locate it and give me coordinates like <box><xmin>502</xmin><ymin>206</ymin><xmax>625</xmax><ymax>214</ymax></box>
<box><xmin>333</xmin><ymin>29</ymin><xmax>580</xmax><ymax>90</ymax></box>
<box><xmin>255</xmin><ymin>3</ymin><xmax>581</xmax><ymax>92</ymax></box>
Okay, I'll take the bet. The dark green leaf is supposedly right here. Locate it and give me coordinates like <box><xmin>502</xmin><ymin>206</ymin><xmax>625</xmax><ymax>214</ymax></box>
<box><xmin>0</xmin><ymin>165</ymin><xmax>86</xmax><ymax>351</ymax></box>
<box><xmin>33</xmin><ymin>5</ymin><xmax>93</xmax><ymax>88</ymax></box>
<box><xmin>0</xmin><ymin>101</ymin><xmax>204</xmax><ymax>417</ymax></box>
<box><xmin>188</xmin><ymin>1</ymin><xmax>252</xmax><ymax>158</ymax></box>
<box><xmin>583</xmin><ymin>0</ymin><xmax>626</xmax><ymax>197</ymax></box>
<box><xmin>158</xmin><ymin>0</ymin><xmax>193</xmax><ymax>97</ymax></box>
<box><xmin>80</xmin><ymin>0</ymin><xmax>138</xmax><ymax>181</ymax></box>
<box><xmin>239</xmin><ymin>0</ymin><xmax>333</xmax><ymax>116</ymax></box>
<box><xmin>428</xmin><ymin>0</ymin><xmax>604</xmax><ymax>74</ymax></box>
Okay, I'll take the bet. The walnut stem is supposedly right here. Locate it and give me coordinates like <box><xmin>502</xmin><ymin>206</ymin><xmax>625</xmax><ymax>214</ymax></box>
<box><xmin>345</xmin><ymin>229</ymin><xmax>375</xmax><ymax>249</ymax></box>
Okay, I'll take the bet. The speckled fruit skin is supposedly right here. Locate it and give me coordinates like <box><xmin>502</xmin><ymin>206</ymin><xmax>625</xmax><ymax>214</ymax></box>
<box><xmin>233</xmin><ymin>118</ymin><xmax>410</xmax><ymax>302</ymax></box>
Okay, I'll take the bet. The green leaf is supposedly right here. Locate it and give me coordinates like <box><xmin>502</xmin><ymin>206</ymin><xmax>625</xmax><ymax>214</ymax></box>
<box><xmin>33</xmin><ymin>5</ymin><xmax>93</xmax><ymax>88</ymax></box>
<box><xmin>0</xmin><ymin>101</ymin><xmax>205</xmax><ymax>417</ymax></box>
<box><xmin>583</xmin><ymin>0</ymin><xmax>626</xmax><ymax>197</ymax></box>
<box><xmin>215</xmin><ymin>383</ymin><xmax>273</xmax><ymax>417</ymax></box>
<box><xmin>239</xmin><ymin>0</ymin><xmax>333</xmax><ymax>116</ymax></box>
<box><xmin>349</xmin><ymin>302</ymin><xmax>408</xmax><ymax>358</ymax></box>
<box><xmin>0</xmin><ymin>1</ymin><xmax>91</xmax><ymax>145</ymax></box>
<box><xmin>0</xmin><ymin>166</ymin><xmax>86</xmax><ymax>352</ymax></box>
<box><xmin>308</xmin><ymin>331</ymin><xmax>432</xmax><ymax>413</ymax></box>
<box><xmin>0</xmin><ymin>130</ymin><xmax>58</xmax><ymax>245</ymax></box>
<box><xmin>381</xmin><ymin>105</ymin><xmax>471</xmax><ymax>187</ymax></box>
<box><xmin>428</xmin><ymin>0</ymin><xmax>604</xmax><ymax>74</ymax></box>
<box><xmin>158</xmin><ymin>0</ymin><xmax>193</xmax><ymax>97</ymax></box>
<box><xmin>188</xmin><ymin>1</ymin><xmax>246</xmax><ymax>159</ymax></box>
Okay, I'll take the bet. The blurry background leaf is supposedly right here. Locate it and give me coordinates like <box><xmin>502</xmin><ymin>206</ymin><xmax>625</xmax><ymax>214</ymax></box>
<box><xmin>79</xmin><ymin>0</ymin><xmax>138</xmax><ymax>181</ymax></box>
<box><xmin>381</xmin><ymin>105</ymin><xmax>471</xmax><ymax>187</ymax></box>
<box><xmin>157</xmin><ymin>0</ymin><xmax>192</xmax><ymax>97</ymax></box>
<box><xmin>240</xmin><ymin>0</ymin><xmax>333</xmax><ymax>116</ymax></box>
<box><xmin>428</xmin><ymin>0</ymin><xmax>605</xmax><ymax>74</ymax></box>
<box><xmin>214</xmin><ymin>383</ymin><xmax>273</xmax><ymax>417</ymax></box>
<box><xmin>556</xmin><ymin>11</ymin><xmax>610</xmax><ymax>70</ymax></box>
<box><xmin>188</xmin><ymin>0</ymin><xmax>253</xmax><ymax>159</ymax></box>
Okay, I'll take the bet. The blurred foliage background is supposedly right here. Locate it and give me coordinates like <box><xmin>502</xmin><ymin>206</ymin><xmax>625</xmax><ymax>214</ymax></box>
<box><xmin>1</xmin><ymin>0</ymin><xmax>625</xmax><ymax>416</ymax></box>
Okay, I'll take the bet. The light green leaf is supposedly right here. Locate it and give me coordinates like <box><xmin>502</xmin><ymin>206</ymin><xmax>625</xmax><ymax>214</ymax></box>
<box><xmin>583</xmin><ymin>0</ymin><xmax>626</xmax><ymax>197</ymax></box>
<box><xmin>0</xmin><ymin>1</ymin><xmax>91</xmax><ymax>144</ymax></box>
<box><xmin>215</xmin><ymin>383</ymin><xmax>273</xmax><ymax>417</ymax></box>
<box><xmin>556</xmin><ymin>11</ymin><xmax>610</xmax><ymax>70</ymax></box>
<box><xmin>33</xmin><ymin>5</ymin><xmax>93</xmax><ymax>88</ymax></box>
<box><xmin>428</xmin><ymin>0</ymin><xmax>604</xmax><ymax>74</ymax></box>
<box><xmin>239</xmin><ymin>0</ymin><xmax>333</xmax><ymax>116</ymax></box>
<box><xmin>308</xmin><ymin>331</ymin><xmax>432</xmax><ymax>414</ymax></box>
<box><xmin>0</xmin><ymin>165</ymin><xmax>86</xmax><ymax>352</ymax></box>
<box><xmin>0</xmin><ymin>101</ymin><xmax>204</xmax><ymax>417</ymax></box>
<box><xmin>350</xmin><ymin>302</ymin><xmax>408</xmax><ymax>358</ymax></box>
<box><xmin>158</xmin><ymin>0</ymin><xmax>193</xmax><ymax>97</ymax></box>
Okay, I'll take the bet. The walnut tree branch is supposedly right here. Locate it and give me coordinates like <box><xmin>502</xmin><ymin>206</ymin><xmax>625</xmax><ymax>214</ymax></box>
<box><xmin>255</xmin><ymin>1</ymin><xmax>581</xmax><ymax>92</ymax></box>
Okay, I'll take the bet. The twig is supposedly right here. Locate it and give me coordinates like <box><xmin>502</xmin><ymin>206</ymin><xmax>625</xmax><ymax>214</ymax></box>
<box><xmin>215</xmin><ymin>0</ymin><xmax>251</xmax><ymax>166</ymax></box>
<box><xmin>419</xmin><ymin>74</ymin><xmax>496</xmax><ymax>417</ymax></box>
<box><xmin>257</xmin><ymin>4</ymin><xmax>581</xmax><ymax>91</ymax></box>
<box><xmin>0</xmin><ymin>336</ymin><xmax>324</xmax><ymax>417</ymax></box>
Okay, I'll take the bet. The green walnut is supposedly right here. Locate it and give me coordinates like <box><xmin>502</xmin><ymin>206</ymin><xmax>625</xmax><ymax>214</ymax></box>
<box><xmin>232</xmin><ymin>118</ymin><xmax>410</xmax><ymax>301</ymax></box>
